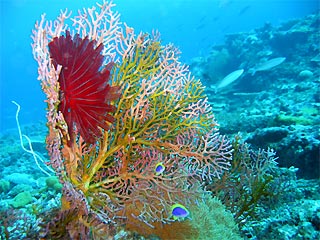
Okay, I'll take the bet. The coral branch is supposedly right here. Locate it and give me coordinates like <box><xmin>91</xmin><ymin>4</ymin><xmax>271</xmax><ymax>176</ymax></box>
<box><xmin>32</xmin><ymin>1</ymin><xmax>233</xmax><ymax>237</ymax></box>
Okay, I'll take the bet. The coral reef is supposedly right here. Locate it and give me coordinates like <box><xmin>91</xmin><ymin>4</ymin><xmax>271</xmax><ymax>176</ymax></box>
<box><xmin>1</xmin><ymin>3</ymin><xmax>319</xmax><ymax>240</ymax></box>
<box><xmin>188</xmin><ymin>12</ymin><xmax>320</xmax><ymax>240</ymax></box>
<box><xmin>30</xmin><ymin>1</ymin><xmax>233</xmax><ymax>238</ymax></box>
<box><xmin>190</xmin><ymin>13</ymin><xmax>320</xmax><ymax>179</ymax></box>
<box><xmin>208</xmin><ymin>136</ymin><xmax>279</xmax><ymax>223</ymax></box>
<box><xmin>189</xmin><ymin>196</ymin><xmax>242</xmax><ymax>240</ymax></box>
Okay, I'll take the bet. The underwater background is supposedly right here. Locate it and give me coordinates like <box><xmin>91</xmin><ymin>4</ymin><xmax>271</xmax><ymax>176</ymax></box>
<box><xmin>0</xmin><ymin>0</ymin><xmax>319</xmax><ymax>239</ymax></box>
<box><xmin>0</xmin><ymin>0</ymin><xmax>318</xmax><ymax>131</ymax></box>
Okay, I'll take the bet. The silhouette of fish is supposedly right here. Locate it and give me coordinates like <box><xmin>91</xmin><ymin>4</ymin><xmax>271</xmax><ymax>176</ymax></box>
<box><xmin>249</xmin><ymin>57</ymin><xmax>286</xmax><ymax>75</ymax></box>
<box><xmin>217</xmin><ymin>69</ymin><xmax>244</xmax><ymax>89</ymax></box>
<box><xmin>238</xmin><ymin>5</ymin><xmax>251</xmax><ymax>16</ymax></box>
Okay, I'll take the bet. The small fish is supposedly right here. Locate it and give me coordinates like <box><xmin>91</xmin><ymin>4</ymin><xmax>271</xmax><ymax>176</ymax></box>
<box><xmin>212</xmin><ymin>16</ymin><xmax>220</xmax><ymax>22</ymax></box>
<box><xmin>217</xmin><ymin>69</ymin><xmax>244</xmax><ymax>89</ymax></box>
<box><xmin>155</xmin><ymin>162</ymin><xmax>165</xmax><ymax>175</ymax></box>
<box><xmin>199</xmin><ymin>15</ymin><xmax>207</xmax><ymax>23</ymax></box>
<box><xmin>250</xmin><ymin>57</ymin><xmax>286</xmax><ymax>75</ymax></box>
<box><xmin>171</xmin><ymin>203</ymin><xmax>190</xmax><ymax>220</ymax></box>
<box><xmin>238</xmin><ymin>5</ymin><xmax>251</xmax><ymax>16</ymax></box>
<box><xmin>196</xmin><ymin>23</ymin><xmax>206</xmax><ymax>30</ymax></box>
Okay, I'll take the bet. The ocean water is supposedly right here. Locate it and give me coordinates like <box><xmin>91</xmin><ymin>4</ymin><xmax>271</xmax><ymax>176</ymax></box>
<box><xmin>0</xmin><ymin>0</ymin><xmax>319</xmax><ymax>239</ymax></box>
<box><xmin>0</xmin><ymin>0</ymin><xmax>318</xmax><ymax>132</ymax></box>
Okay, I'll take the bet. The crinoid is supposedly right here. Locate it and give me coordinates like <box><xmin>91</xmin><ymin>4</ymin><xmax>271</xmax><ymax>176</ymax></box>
<box><xmin>48</xmin><ymin>30</ymin><xmax>119</xmax><ymax>144</ymax></box>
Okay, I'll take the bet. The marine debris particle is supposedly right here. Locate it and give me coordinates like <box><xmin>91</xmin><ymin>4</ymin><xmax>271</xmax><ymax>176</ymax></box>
<box><xmin>250</xmin><ymin>57</ymin><xmax>286</xmax><ymax>75</ymax></box>
<box><xmin>217</xmin><ymin>69</ymin><xmax>244</xmax><ymax>89</ymax></box>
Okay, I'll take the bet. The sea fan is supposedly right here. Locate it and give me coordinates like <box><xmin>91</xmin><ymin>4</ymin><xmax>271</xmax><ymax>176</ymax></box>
<box><xmin>48</xmin><ymin>31</ymin><xmax>119</xmax><ymax>144</ymax></box>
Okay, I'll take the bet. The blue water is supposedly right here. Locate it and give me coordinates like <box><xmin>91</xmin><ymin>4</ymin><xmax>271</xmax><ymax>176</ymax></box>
<box><xmin>0</xmin><ymin>0</ymin><xmax>318</xmax><ymax>133</ymax></box>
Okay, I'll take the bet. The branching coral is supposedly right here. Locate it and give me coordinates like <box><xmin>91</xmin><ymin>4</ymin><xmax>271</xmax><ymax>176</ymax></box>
<box><xmin>32</xmin><ymin>1</ymin><xmax>233</xmax><ymax>237</ymax></box>
<box><xmin>207</xmin><ymin>135</ymin><xmax>279</xmax><ymax>224</ymax></box>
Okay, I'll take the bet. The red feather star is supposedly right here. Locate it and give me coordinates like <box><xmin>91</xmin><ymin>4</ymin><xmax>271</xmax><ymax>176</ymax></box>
<box><xmin>48</xmin><ymin>30</ymin><xmax>119</xmax><ymax>144</ymax></box>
